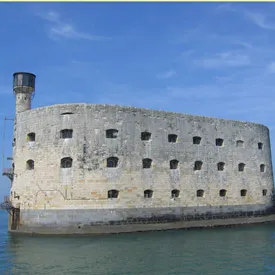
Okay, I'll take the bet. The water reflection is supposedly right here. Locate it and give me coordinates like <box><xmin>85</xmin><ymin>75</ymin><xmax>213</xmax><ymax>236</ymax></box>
<box><xmin>1</xmin><ymin>211</ymin><xmax>275</xmax><ymax>275</ymax></box>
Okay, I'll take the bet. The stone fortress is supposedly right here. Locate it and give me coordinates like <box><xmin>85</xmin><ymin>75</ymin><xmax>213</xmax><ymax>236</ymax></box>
<box><xmin>3</xmin><ymin>72</ymin><xmax>275</xmax><ymax>234</ymax></box>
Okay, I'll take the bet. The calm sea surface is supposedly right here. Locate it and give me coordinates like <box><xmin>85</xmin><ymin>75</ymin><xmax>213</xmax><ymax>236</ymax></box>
<box><xmin>1</xmin><ymin>210</ymin><xmax>275</xmax><ymax>275</ymax></box>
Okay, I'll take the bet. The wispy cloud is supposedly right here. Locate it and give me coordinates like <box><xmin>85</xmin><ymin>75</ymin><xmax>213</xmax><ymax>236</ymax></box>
<box><xmin>216</xmin><ymin>4</ymin><xmax>275</xmax><ymax>31</ymax></box>
<box><xmin>195</xmin><ymin>51</ymin><xmax>251</xmax><ymax>69</ymax></box>
<box><xmin>230</xmin><ymin>40</ymin><xmax>253</xmax><ymax>49</ymax></box>
<box><xmin>245</xmin><ymin>11</ymin><xmax>275</xmax><ymax>30</ymax></box>
<box><xmin>156</xmin><ymin>70</ymin><xmax>176</xmax><ymax>79</ymax></box>
<box><xmin>267</xmin><ymin>61</ymin><xmax>275</xmax><ymax>73</ymax></box>
<box><xmin>215</xmin><ymin>3</ymin><xmax>234</xmax><ymax>12</ymax></box>
<box><xmin>38</xmin><ymin>11</ymin><xmax>110</xmax><ymax>41</ymax></box>
<box><xmin>41</xmin><ymin>11</ymin><xmax>60</xmax><ymax>23</ymax></box>
<box><xmin>166</xmin><ymin>85</ymin><xmax>224</xmax><ymax>100</ymax></box>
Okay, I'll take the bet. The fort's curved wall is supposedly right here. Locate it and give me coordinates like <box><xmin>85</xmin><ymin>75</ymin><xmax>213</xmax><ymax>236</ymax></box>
<box><xmin>10</xmin><ymin>104</ymin><xmax>275</xmax><ymax>233</ymax></box>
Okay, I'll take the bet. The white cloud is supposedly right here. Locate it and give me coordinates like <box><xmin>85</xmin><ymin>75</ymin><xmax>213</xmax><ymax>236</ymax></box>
<box><xmin>38</xmin><ymin>11</ymin><xmax>110</xmax><ymax>41</ymax></box>
<box><xmin>195</xmin><ymin>52</ymin><xmax>251</xmax><ymax>69</ymax></box>
<box><xmin>156</xmin><ymin>70</ymin><xmax>176</xmax><ymax>79</ymax></box>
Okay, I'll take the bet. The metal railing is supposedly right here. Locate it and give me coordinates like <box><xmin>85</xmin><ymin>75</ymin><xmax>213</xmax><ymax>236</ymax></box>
<box><xmin>3</xmin><ymin>196</ymin><xmax>9</xmax><ymax>203</ymax></box>
<box><xmin>3</xmin><ymin>168</ymin><xmax>13</xmax><ymax>174</ymax></box>
<box><xmin>0</xmin><ymin>195</ymin><xmax>13</xmax><ymax>214</ymax></box>
<box><xmin>2</xmin><ymin>168</ymin><xmax>14</xmax><ymax>181</ymax></box>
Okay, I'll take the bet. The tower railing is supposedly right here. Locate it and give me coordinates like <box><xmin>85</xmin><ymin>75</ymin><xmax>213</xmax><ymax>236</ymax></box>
<box><xmin>0</xmin><ymin>195</ymin><xmax>13</xmax><ymax>215</ymax></box>
<box><xmin>2</xmin><ymin>168</ymin><xmax>14</xmax><ymax>181</ymax></box>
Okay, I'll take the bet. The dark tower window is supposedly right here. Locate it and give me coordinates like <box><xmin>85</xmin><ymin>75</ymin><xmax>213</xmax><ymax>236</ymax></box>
<box><xmin>216</xmin><ymin>138</ymin><xmax>224</xmax><ymax>146</ymax></box>
<box><xmin>26</xmin><ymin>159</ymin><xmax>34</xmax><ymax>170</ymax></box>
<box><xmin>217</xmin><ymin>162</ymin><xmax>225</xmax><ymax>171</ymax></box>
<box><xmin>168</xmin><ymin>134</ymin><xmax>177</xmax><ymax>143</ymax></box>
<box><xmin>236</xmin><ymin>140</ymin><xmax>244</xmax><ymax>148</ymax></box>
<box><xmin>171</xmin><ymin>189</ymin><xmax>180</xmax><ymax>199</ymax></box>
<box><xmin>240</xmin><ymin>189</ymin><xmax>247</xmax><ymax>197</ymax></box>
<box><xmin>219</xmin><ymin>189</ymin><xmax>227</xmax><ymax>197</ymax></box>
<box><xmin>170</xmin><ymin>159</ymin><xmax>179</xmax><ymax>169</ymax></box>
<box><xmin>27</xmin><ymin>132</ymin><xmax>35</xmax><ymax>142</ymax></box>
<box><xmin>193</xmin><ymin>136</ymin><xmax>201</xmax><ymax>145</ymax></box>
<box><xmin>60</xmin><ymin>129</ymin><xmax>73</xmax><ymax>139</ymax></box>
<box><xmin>60</xmin><ymin>157</ymin><xmax>73</xmax><ymax>168</ymax></box>
<box><xmin>194</xmin><ymin>161</ymin><xmax>203</xmax><ymax>171</ymax></box>
<box><xmin>108</xmin><ymin>189</ymin><xmax>119</xmax><ymax>199</ymax></box>
<box><xmin>106</xmin><ymin>129</ymin><xmax>118</xmax><ymax>138</ymax></box>
<box><xmin>144</xmin><ymin>189</ymin><xmax>153</xmax><ymax>198</ymax></box>
<box><xmin>141</xmin><ymin>132</ymin><xmax>151</xmax><ymax>141</ymax></box>
<box><xmin>260</xmin><ymin>164</ymin><xmax>266</xmax><ymax>172</ymax></box>
<box><xmin>143</xmin><ymin>158</ymin><xmax>152</xmax><ymax>169</ymax></box>
<box><xmin>107</xmin><ymin>157</ymin><xmax>119</xmax><ymax>168</ymax></box>
<box><xmin>197</xmin><ymin>189</ymin><xmax>204</xmax><ymax>197</ymax></box>
<box><xmin>262</xmin><ymin>189</ymin><xmax>267</xmax><ymax>196</ymax></box>
<box><xmin>258</xmin><ymin>142</ymin><xmax>263</xmax><ymax>150</ymax></box>
<box><xmin>12</xmin><ymin>138</ymin><xmax>16</xmax><ymax>147</ymax></box>
<box><xmin>238</xmin><ymin>163</ymin><xmax>245</xmax><ymax>172</ymax></box>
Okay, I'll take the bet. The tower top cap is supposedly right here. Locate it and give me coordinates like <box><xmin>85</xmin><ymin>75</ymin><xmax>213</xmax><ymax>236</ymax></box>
<box><xmin>13</xmin><ymin>72</ymin><xmax>36</xmax><ymax>94</ymax></box>
<box><xmin>13</xmin><ymin>72</ymin><xmax>36</xmax><ymax>78</ymax></box>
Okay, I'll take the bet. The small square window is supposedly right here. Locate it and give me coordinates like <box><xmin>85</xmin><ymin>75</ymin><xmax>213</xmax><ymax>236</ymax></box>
<box><xmin>193</xmin><ymin>136</ymin><xmax>201</xmax><ymax>145</ymax></box>
<box><xmin>258</xmin><ymin>142</ymin><xmax>263</xmax><ymax>150</ymax></box>
<box><xmin>108</xmin><ymin>190</ymin><xmax>119</xmax><ymax>199</ymax></box>
<box><xmin>238</xmin><ymin>163</ymin><xmax>245</xmax><ymax>172</ymax></box>
<box><xmin>236</xmin><ymin>140</ymin><xmax>244</xmax><ymax>148</ymax></box>
<box><xmin>60</xmin><ymin>129</ymin><xmax>73</xmax><ymax>139</ymax></box>
<box><xmin>168</xmin><ymin>134</ymin><xmax>177</xmax><ymax>143</ymax></box>
<box><xmin>197</xmin><ymin>189</ymin><xmax>204</xmax><ymax>197</ymax></box>
<box><xmin>141</xmin><ymin>132</ymin><xmax>151</xmax><ymax>141</ymax></box>
<box><xmin>144</xmin><ymin>189</ymin><xmax>153</xmax><ymax>198</ymax></box>
<box><xmin>27</xmin><ymin>132</ymin><xmax>35</xmax><ymax>142</ymax></box>
<box><xmin>106</xmin><ymin>129</ymin><xmax>118</xmax><ymax>138</ymax></box>
<box><xmin>216</xmin><ymin>138</ymin><xmax>224</xmax><ymax>146</ymax></box>
<box><xmin>194</xmin><ymin>161</ymin><xmax>203</xmax><ymax>171</ymax></box>
<box><xmin>217</xmin><ymin>162</ymin><xmax>225</xmax><ymax>171</ymax></box>
<box><xmin>171</xmin><ymin>189</ymin><xmax>180</xmax><ymax>199</ymax></box>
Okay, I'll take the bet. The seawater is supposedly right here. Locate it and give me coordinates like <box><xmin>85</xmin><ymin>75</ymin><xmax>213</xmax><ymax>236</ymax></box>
<box><xmin>1</xmin><ymin>210</ymin><xmax>275</xmax><ymax>275</ymax></box>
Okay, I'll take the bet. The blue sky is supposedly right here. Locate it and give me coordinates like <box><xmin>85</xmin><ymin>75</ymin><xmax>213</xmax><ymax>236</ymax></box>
<box><xmin>1</xmin><ymin>2</ymin><xmax>275</xmax><ymax>197</ymax></box>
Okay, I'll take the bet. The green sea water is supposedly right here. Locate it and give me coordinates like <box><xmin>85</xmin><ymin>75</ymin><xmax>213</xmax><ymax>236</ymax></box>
<box><xmin>0</xmin><ymin>210</ymin><xmax>275</xmax><ymax>275</ymax></box>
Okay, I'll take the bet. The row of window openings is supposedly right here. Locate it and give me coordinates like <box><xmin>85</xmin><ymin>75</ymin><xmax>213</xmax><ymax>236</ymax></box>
<box><xmin>20</xmin><ymin>131</ymin><xmax>264</xmax><ymax>150</ymax></box>
<box><xmin>107</xmin><ymin>189</ymin><xmax>268</xmax><ymax>198</ymax></box>
<box><xmin>25</xmin><ymin>158</ymin><xmax>266</xmax><ymax>173</ymax></box>
<box><xmin>110</xmin><ymin>131</ymin><xmax>264</xmax><ymax>150</ymax></box>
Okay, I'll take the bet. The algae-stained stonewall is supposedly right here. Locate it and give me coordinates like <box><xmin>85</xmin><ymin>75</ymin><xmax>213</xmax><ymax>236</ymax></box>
<box><xmin>2</xmin><ymin>72</ymin><xmax>275</xmax><ymax>235</ymax></box>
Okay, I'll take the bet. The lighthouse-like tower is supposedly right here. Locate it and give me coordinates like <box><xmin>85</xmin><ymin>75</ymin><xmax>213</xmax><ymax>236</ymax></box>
<box><xmin>13</xmin><ymin>72</ymin><xmax>36</xmax><ymax>114</ymax></box>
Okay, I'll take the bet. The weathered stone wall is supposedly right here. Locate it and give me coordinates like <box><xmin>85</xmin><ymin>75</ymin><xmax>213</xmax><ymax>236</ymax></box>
<box><xmin>11</xmin><ymin>104</ymin><xmax>274</xmax><ymax>217</ymax></box>
<box><xmin>15</xmin><ymin>93</ymin><xmax>32</xmax><ymax>113</ymax></box>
